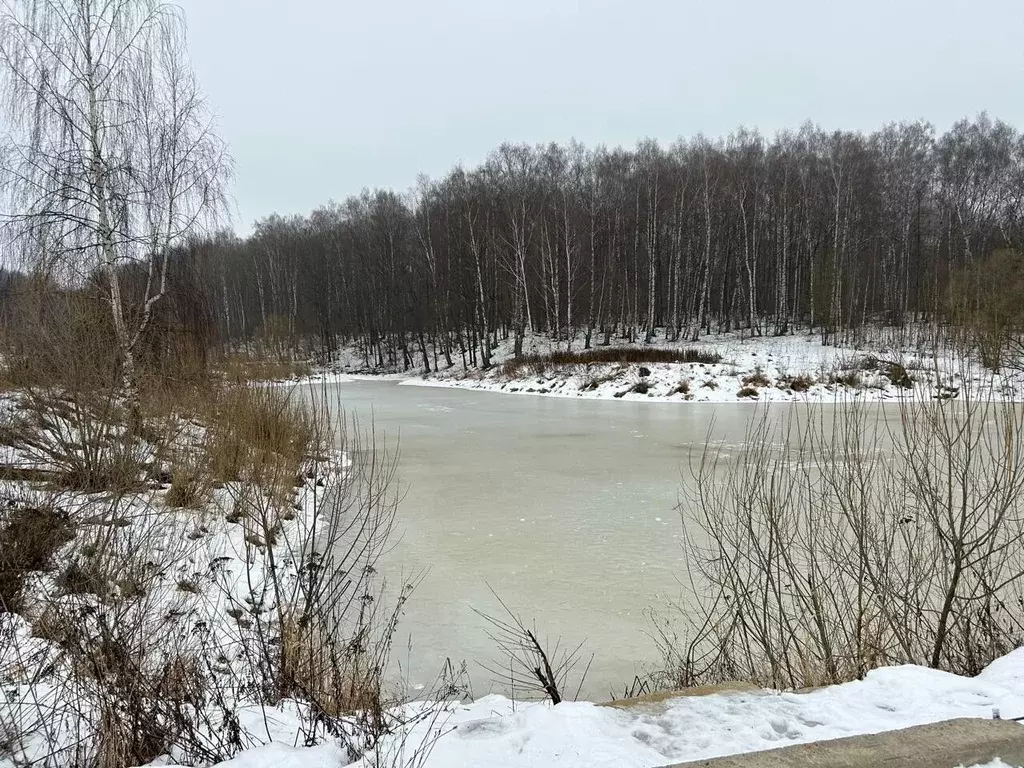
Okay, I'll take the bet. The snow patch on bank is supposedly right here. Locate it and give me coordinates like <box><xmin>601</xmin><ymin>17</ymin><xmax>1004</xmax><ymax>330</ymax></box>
<box><xmin>267</xmin><ymin>370</ymin><xmax>360</xmax><ymax>386</ymax></box>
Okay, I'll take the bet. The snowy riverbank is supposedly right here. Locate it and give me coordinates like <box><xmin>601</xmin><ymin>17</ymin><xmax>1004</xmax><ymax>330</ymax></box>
<box><xmin>0</xmin><ymin>390</ymin><xmax>352</xmax><ymax>768</ymax></box>
<box><xmin>299</xmin><ymin>330</ymin><xmax>1024</xmax><ymax>404</ymax></box>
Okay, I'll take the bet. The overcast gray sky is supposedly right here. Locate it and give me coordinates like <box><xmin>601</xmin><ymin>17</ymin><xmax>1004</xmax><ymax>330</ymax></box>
<box><xmin>176</xmin><ymin>0</ymin><xmax>1024</xmax><ymax>233</ymax></box>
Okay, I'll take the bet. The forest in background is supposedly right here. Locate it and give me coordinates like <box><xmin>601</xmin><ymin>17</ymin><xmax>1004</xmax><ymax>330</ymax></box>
<box><xmin>166</xmin><ymin>115</ymin><xmax>1024</xmax><ymax>372</ymax></box>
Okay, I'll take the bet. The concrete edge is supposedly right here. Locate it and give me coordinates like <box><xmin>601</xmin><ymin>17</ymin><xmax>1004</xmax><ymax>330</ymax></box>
<box><xmin>663</xmin><ymin>717</ymin><xmax>1024</xmax><ymax>768</ymax></box>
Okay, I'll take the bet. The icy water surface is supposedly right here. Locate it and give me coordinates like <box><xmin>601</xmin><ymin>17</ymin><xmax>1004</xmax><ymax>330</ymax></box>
<box><xmin>300</xmin><ymin>380</ymin><xmax>894</xmax><ymax>699</ymax></box>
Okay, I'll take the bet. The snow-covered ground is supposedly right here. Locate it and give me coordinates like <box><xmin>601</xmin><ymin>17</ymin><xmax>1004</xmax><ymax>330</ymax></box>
<box><xmin>307</xmin><ymin>329</ymin><xmax>1024</xmax><ymax>404</ymax></box>
<box><xmin>0</xmin><ymin>468</ymin><xmax>344</xmax><ymax>761</ymax></box>
<box><xmin>144</xmin><ymin>649</ymin><xmax>1024</xmax><ymax>767</ymax></box>
<box><xmin>0</xmin><ymin>394</ymin><xmax>350</xmax><ymax>768</ymax></box>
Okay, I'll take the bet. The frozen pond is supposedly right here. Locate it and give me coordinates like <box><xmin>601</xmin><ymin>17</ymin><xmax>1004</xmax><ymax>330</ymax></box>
<box><xmin>302</xmin><ymin>380</ymin><xmax>891</xmax><ymax>699</ymax></box>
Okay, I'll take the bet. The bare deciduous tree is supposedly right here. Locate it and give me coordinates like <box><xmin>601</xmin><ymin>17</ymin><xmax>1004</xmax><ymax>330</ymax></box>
<box><xmin>0</xmin><ymin>0</ymin><xmax>230</xmax><ymax>419</ymax></box>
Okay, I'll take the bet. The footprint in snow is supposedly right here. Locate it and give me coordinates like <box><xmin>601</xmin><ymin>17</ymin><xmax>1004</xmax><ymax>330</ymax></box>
<box><xmin>768</xmin><ymin>717</ymin><xmax>802</xmax><ymax>739</ymax></box>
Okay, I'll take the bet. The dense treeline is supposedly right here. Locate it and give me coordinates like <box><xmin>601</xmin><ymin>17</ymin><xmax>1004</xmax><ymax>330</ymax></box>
<box><xmin>183</xmin><ymin>115</ymin><xmax>1024</xmax><ymax>370</ymax></box>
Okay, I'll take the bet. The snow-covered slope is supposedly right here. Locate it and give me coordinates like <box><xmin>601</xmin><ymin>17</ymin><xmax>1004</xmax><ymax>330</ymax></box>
<box><xmin>0</xmin><ymin>395</ymin><xmax>350</xmax><ymax>768</ymax></box>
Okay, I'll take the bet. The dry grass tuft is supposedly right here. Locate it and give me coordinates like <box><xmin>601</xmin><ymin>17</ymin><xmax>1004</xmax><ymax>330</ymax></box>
<box><xmin>0</xmin><ymin>503</ymin><xmax>76</xmax><ymax>612</ymax></box>
<box><xmin>741</xmin><ymin>369</ymin><xmax>772</xmax><ymax>388</ymax></box>
<box><xmin>203</xmin><ymin>385</ymin><xmax>318</xmax><ymax>492</ymax></box>
<box><xmin>165</xmin><ymin>464</ymin><xmax>209</xmax><ymax>509</ymax></box>
<box><xmin>503</xmin><ymin>346</ymin><xmax>720</xmax><ymax>379</ymax></box>
<box><xmin>217</xmin><ymin>355</ymin><xmax>313</xmax><ymax>384</ymax></box>
<box><xmin>670</xmin><ymin>379</ymin><xmax>692</xmax><ymax>396</ymax></box>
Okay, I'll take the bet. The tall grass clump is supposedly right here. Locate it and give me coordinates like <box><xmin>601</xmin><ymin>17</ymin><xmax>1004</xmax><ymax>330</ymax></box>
<box><xmin>204</xmin><ymin>385</ymin><xmax>319</xmax><ymax>489</ymax></box>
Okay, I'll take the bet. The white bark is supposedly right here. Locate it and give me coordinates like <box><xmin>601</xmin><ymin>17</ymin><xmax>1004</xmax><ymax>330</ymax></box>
<box><xmin>0</xmin><ymin>0</ymin><xmax>230</xmax><ymax>414</ymax></box>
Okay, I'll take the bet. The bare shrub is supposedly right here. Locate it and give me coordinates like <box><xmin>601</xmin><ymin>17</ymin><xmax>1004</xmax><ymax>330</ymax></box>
<box><xmin>475</xmin><ymin>587</ymin><xmax>592</xmax><ymax>705</ymax></box>
<box><xmin>0</xmin><ymin>287</ymin><xmax>213</xmax><ymax>495</ymax></box>
<box><xmin>661</xmin><ymin>377</ymin><xmax>1024</xmax><ymax>689</ymax></box>
<box><xmin>0</xmin><ymin>283</ymin><xmax>118</xmax><ymax>396</ymax></box>
<box><xmin>736</xmin><ymin>386</ymin><xmax>758</xmax><ymax>398</ymax></box>
<box><xmin>0</xmin><ymin>275</ymin><xmax>213</xmax><ymax>424</ymax></box>
<box><xmin>13</xmin><ymin>388</ymin><xmax>151</xmax><ymax>493</ymax></box>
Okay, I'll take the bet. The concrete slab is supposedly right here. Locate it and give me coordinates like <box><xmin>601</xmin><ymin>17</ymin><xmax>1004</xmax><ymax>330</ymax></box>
<box><xmin>664</xmin><ymin>718</ymin><xmax>1024</xmax><ymax>768</ymax></box>
<box><xmin>602</xmin><ymin>682</ymin><xmax>762</xmax><ymax>711</ymax></box>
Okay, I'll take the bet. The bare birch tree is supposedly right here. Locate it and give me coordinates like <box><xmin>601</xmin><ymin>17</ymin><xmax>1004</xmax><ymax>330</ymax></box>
<box><xmin>0</xmin><ymin>0</ymin><xmax>230</xmax><ymax>418</ymax></box>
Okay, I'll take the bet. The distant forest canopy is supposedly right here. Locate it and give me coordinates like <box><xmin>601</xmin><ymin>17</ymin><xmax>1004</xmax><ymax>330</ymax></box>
<box><xmin>177</xmin><ymin>115</ymin><xmax>1024</xmax><ymax>370</ymax></box>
